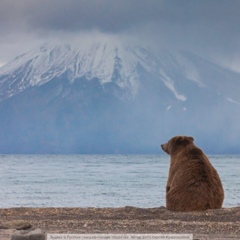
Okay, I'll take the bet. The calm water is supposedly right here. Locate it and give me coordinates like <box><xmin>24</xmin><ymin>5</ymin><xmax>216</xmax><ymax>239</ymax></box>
<box><xmin>0</xmin><ymin>154</ymin><xmax>239</xmax><ymax>208</ymax></box>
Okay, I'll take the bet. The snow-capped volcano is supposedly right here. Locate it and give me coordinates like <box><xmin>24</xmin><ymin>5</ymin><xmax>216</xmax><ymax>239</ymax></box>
<box><xmin>1</xmin><ymin>39</ymin><xmax>240</xmax><ymax>154</ymax></box>
<box><xmin>0</xmin><ymin>40</ymin><xmax>206</xmax><ymax>102</ymax></box>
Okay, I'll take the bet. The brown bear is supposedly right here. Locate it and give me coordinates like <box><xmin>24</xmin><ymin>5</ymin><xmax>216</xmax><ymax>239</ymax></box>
<box><xmin>161</xmin><ymin>135</ymin><xmax>224</xmax><ymax>211</ymax></box>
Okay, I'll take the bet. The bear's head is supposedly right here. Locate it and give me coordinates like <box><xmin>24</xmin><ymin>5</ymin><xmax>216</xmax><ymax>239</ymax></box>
<box><xmin>161</xmin><ymin>135</ymin><xmax>194</xmax><ymax>155</ymax></box>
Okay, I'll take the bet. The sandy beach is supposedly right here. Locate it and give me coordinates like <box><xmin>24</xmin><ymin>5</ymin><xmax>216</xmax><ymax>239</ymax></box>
<box><xmin>0</xmin><ymin>206</ymin><xmax>240</xmax><ymax>239</ymax></box>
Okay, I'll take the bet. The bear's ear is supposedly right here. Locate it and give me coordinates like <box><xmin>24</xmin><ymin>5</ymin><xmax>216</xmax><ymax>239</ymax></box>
<box><xmin>175</xmin><ymin>136</ymin><xmax>193</xmax><ymax>145</ymax></box>
<box><xmin>188</xmin><ymin>136</ymin><xmax>194</xmax><ymax>142</ymax></box>
<box><xmin>175</xmin><ymin>136</ymin><xmax>185</xmax><ymax>144</ymax></box>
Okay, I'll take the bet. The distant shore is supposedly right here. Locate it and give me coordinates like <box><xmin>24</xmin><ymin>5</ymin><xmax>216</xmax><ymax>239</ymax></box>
<box><xmin>0</xmin><ymin>206</ymin><xmax>240</xmax><ymax>239</ymax></box>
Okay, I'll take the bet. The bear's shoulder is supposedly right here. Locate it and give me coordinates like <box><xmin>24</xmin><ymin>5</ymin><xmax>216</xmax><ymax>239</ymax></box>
<box><xmin>188</xmin><ymin>145</ymin><xmax>204</xmax><ymax>157</ymax></box>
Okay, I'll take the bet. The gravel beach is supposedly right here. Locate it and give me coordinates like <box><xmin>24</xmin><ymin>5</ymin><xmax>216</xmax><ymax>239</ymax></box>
<box><xmin>0</xmin><ymin>206</ymin><xmax>240</xmax><ymax>239</ymax></box>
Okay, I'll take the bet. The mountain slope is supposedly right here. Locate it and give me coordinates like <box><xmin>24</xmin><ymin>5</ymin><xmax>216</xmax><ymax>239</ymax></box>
<box><xmin>0</xmin><ymin>41</ymin><xmax>240</xmax><ymax>154</ymax></box>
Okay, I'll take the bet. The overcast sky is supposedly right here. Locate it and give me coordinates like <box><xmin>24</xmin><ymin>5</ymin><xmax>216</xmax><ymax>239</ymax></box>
<box><xmin>0</xmin><ymin>0</ymin><xmax>240</xmax><ymax>71</ymax></box>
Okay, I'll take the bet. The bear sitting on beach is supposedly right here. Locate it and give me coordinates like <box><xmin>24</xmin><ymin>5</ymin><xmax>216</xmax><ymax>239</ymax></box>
<box><xmin>161</xmin><ymin>136</ymin><xmax>224</xmax><ymax>211</ymax></box>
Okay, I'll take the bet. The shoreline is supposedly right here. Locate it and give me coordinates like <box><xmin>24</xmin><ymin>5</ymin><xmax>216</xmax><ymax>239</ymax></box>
<box><xmin>0</xmin><ymin>206</ymin><xmax>240</xmax><ymax>239</ymax></box>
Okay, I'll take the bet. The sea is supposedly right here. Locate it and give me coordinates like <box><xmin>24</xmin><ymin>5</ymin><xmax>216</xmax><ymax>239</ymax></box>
<box><xmin>0</xmin><ymin>154</ymin><xmax>239</xmax><ymax>208</ymax></box>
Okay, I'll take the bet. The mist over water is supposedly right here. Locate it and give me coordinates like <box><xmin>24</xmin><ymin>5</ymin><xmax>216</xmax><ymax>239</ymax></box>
<box><xmin>0</xmin><ymin>154</ymin><xmax>239</xmax><ymax>208</ymax></box>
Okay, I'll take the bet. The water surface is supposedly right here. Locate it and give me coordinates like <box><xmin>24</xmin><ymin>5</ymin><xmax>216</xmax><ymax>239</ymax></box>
<box><xmin>0</xmin><ymin>154</ymin><xmax>239</xmax><ymax>208</ymax></box>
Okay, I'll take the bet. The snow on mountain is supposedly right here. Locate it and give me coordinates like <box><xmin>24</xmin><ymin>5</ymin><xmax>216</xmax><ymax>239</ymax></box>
<box><xmin>0</xmin><ymin>40</ymin><xmax>206</xmax><ymax>102</ymax></box>
<box><xmin>159</xmin><ymin>68</ymin><xmax>187</xmax><ymax>101</ymax></box>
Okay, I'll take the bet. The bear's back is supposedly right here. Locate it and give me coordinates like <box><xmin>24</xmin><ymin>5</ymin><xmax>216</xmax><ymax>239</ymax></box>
<box><xmin>167</xmin><ymin>144</ymin><xmax>224</xmax><ymax>211</ymax></box>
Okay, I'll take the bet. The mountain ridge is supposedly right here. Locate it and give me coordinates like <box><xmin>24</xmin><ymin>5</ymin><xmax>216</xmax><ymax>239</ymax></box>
<box><xmin>0</xmin><ymin>40</ymin><xmax>240</xmax><ymax>154</ymax></box>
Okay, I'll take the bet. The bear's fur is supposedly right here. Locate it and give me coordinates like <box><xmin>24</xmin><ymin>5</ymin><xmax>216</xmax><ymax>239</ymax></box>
<box><xmin>161</xmin><ymin>135</ymin><xmax>224</xmax><ymax>211</ymax></box>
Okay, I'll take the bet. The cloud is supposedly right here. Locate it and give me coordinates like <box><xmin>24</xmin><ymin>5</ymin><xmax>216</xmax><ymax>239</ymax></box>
<box><xmin>1</xmin><ymin>0</ymin><xmax>240</xmax><ymax>68</ymax></box>
<box><xmin>0</xmin><ymin>0</ymin><xmax>163</xmax><ymax>34</ymax></box>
